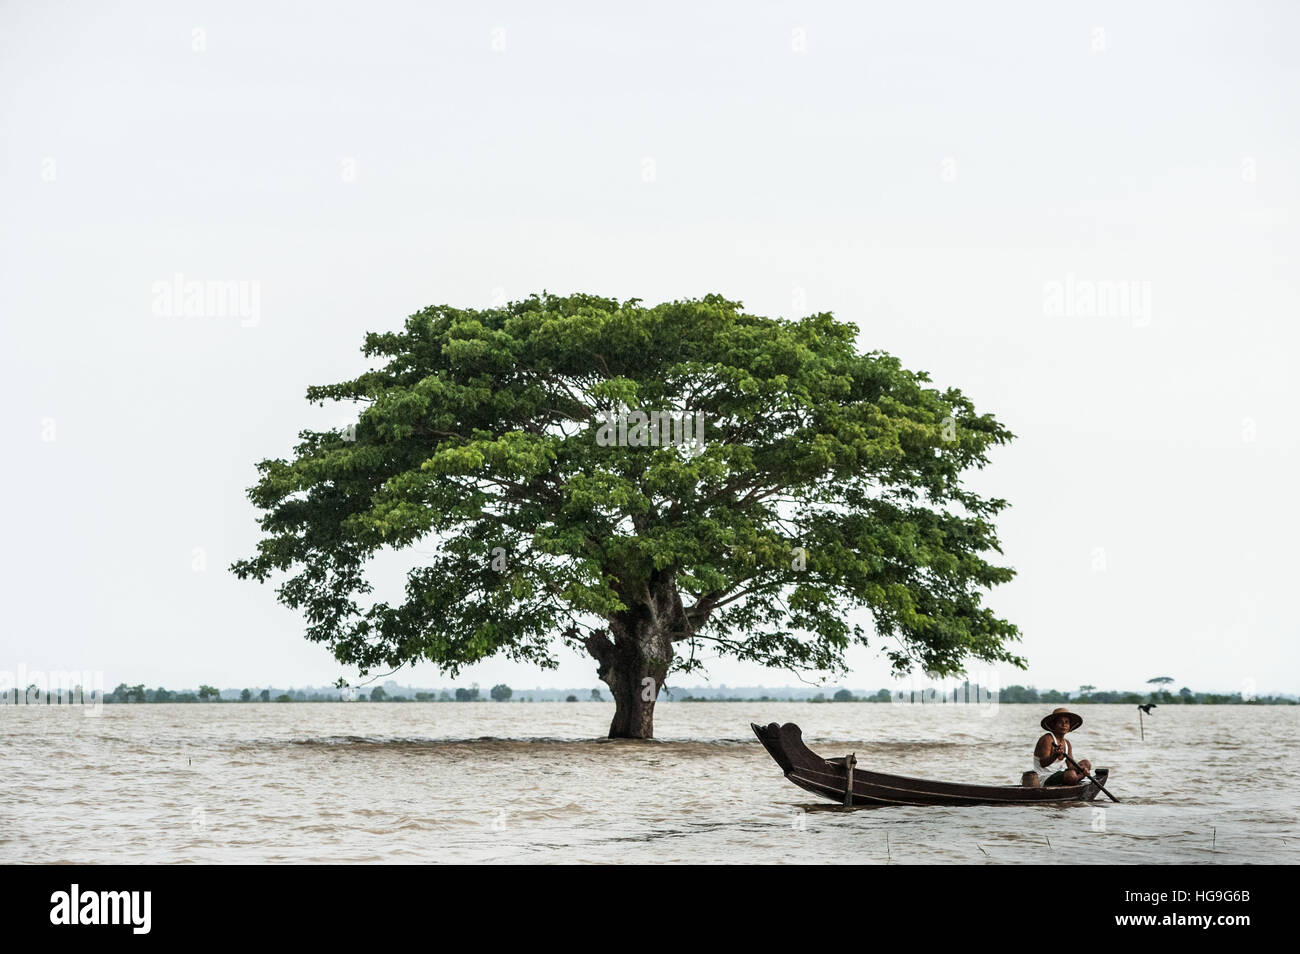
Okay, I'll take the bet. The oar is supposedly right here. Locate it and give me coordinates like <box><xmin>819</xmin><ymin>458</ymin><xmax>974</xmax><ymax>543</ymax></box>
<box><xmin>1062</xmin><ymin>749</ymin><xmax>1119</xmax><ymax>803</ymax></box>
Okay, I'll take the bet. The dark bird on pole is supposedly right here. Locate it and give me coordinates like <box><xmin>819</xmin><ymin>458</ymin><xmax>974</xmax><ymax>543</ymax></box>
<box><xmin>1137</xmin><ymin>703</ymin><xmax>1157</xmax><ymax>714</ymax></box>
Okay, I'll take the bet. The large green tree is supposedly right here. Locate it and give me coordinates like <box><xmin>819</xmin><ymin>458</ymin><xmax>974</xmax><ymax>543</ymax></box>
<box><xmin>232</xmin><ymin>293</ymin><xmax>1023</xmax><ymax>738</ymax></box>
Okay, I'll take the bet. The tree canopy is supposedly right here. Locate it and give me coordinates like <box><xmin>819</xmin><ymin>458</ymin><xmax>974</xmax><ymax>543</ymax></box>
<box><xmin>232</xmin><ymin>293</ymin><xmax>1023</xmax><ymax>737</ymax></box>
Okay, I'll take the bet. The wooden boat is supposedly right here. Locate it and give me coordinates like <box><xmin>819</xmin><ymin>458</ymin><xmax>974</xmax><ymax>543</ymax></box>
<box><xmin>752</xmin><ymin>722</ymin><xmax>1111</xmax><ymax>807</ymax></box>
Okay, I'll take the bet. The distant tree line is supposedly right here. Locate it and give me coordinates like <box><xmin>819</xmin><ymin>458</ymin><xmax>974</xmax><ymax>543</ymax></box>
<box><xmin>99</xmin><ymin>683</ymin><xmax>614</xmax><ymax>703</ymax></box>
<box><xmin>104</xmin><ymin>684</ymin><xmax>289</xmax><ymax>703</ymax></box>
<box><xmin>677</xmin><ymin>683</ymin><xmax>1295</xmax><ymax>704</ymax></box>
<box><xmin>93</xmin><ymin>682</ymin><xmax>1296</xmax><ymax>704</ymax></box>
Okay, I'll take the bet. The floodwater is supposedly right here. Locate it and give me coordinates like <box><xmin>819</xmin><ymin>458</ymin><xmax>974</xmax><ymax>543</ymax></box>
<box><xmin>3</xmin><ymin>702</ymin><xmax>1296</xmax><ymax>864</ymax></box>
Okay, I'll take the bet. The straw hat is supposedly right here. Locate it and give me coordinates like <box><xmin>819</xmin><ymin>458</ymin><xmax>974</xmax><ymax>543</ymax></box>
<box><xmin>1041</xmin><ymin>707</ymin><xmax>1083</xmax><ymax>733</ymax></box>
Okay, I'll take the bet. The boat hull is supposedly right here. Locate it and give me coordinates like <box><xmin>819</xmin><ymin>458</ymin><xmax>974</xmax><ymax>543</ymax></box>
<box><xmin>752</xmin><ymin>722</ymin><xmax>1110</xmax><ymax>807</ymax></box>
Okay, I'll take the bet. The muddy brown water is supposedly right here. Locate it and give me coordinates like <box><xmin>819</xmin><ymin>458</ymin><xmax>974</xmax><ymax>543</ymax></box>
<box><xmin>4</xmin><ymin>702</ymin><xmax>1295</xmax><ymax>863</ymax></box>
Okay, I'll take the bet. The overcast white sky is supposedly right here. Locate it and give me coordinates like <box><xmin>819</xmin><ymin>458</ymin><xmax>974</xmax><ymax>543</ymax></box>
<box><xmin>2</xmin><ymin>2</ymin><xmax>1296</xmax><ymax>695</ymax></box>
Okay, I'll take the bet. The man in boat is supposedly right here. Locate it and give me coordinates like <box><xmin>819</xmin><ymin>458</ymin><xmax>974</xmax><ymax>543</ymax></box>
<box><xmin>1033</xmin><ymin>707</ymin><xmax>1093</xmax><ymax>786</ymax></box>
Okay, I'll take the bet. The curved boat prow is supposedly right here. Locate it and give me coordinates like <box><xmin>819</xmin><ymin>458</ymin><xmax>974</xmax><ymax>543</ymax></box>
<box><xmin>751</xmin><ymin>722</ymin><xmax>792</xmax><ymax>772</ymax></box>
<box><xmin>751</xmin><ymin>721</ymin><xmax>824</xmax><ymax>775</ymax></box>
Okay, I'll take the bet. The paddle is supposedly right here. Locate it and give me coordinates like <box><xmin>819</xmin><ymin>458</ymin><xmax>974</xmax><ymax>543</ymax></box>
<box><xmin>1060</xmin><ymin>747</ymin><xmax>1119</xmax><ymax>803</ymax></box>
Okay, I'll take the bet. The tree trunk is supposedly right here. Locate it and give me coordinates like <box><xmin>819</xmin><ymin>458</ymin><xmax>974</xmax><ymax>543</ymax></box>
<box><xmin>583</xmin><ymin>574</ymin><xmax>685</xmax><ymax>739</ymax></box>
<box><xmin>601</xmin><ymin>634</ymin><xmax>671</xmax><ymax>739</ymax></box>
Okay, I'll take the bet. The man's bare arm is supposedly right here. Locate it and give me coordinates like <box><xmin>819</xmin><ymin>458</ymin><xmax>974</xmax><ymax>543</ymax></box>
<box><xmin>1034</xmin><ymin>733</ymin><xmax>1062</xmax><ymax>766</ymax></box>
